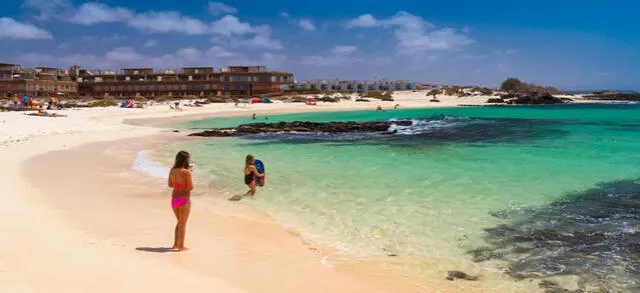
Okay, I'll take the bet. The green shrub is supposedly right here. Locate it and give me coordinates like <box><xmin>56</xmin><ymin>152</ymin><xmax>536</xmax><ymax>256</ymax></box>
<box><xmin>445</xmin><ymin>86</ymin><xmax>464</xmax><ymax>96</ymax></box>
<box><xmin>427</xmin><ymin>89</ymin><xmax>442</xmax><ymax>97</ymax></box>
<box><xmin>472</xmin><ymin>87</ymin><xmax>494</xmax><ymax>95</ymax></box>
<box><xmin>501</xmin><ymin>78</ymin><xmax>525</xmax><ymax>92</ymax></box>
<box><xmin>362</xmin><ymin>92</ymin><xmax>393</xmax><ymax>99</ymax></box>
<box><xmin>501</xmin><ymin>78</ymin><xmax>563</xmax><ymax>94</ymax></box>
<box><xmin>88</xmin><ymin>100</ymin><xmax>118</xmax><ymax>107</ymax></box>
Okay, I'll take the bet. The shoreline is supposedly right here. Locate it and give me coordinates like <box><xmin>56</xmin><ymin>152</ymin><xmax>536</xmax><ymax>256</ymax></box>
<box><xmin>2</xmin><ymin>92</ymin><xmax>611</xmax><ymax>292</ymax></box>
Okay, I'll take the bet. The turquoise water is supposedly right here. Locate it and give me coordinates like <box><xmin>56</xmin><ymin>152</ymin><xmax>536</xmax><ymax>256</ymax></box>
<box><xmin>156</xmin><ymin>104</ymin><xmax>640</xmax><ymax>291</ymax></box>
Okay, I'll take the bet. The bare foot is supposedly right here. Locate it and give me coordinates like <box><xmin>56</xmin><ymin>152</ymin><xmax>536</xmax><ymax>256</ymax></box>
<box><xmin>179</xmin><ymin>247</ymin><xmax>190</xmax><ymax>252</ymax></box>
<box><xmin>170</xmin><ymin>246</ymin><xmax>180</xmax><ymax>251</ymax></box>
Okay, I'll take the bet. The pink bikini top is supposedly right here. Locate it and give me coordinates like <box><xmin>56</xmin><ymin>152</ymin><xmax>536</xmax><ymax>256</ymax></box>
<box><xmin>173</xmin><ymin>182</ymin><xmax>188</xmax><ymax>190</ymax></box>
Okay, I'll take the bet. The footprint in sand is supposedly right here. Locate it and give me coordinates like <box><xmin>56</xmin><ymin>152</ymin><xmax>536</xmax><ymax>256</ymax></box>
<box><xmin>227</xmin><ymin>194</ymin><xmax>245</xmax><ymax>201</ymax></box>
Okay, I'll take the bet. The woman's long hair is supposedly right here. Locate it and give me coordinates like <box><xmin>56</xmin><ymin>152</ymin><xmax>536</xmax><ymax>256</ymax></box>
<box><xmin>245</xmin><ymin>154</ymin><xmax>254</xmax><ymax>167</ymax></box>
<box><xmin>173</xmin><ymin>151</ymin><xmax>190</xmax><ymax>170</ymax></box>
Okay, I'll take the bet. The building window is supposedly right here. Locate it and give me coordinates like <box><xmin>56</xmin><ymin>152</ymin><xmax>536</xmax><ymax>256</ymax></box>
<box><xmin>230</xmin><ymin>76</ymin><xmax>250</xmax><ymax>82</ymax></box>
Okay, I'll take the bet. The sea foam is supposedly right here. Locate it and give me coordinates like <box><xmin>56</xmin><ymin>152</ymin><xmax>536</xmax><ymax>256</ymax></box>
<box><xmin>133</xmin><ymin>150</ymin><xmax>170</xmax><ymax>178</ymax></box>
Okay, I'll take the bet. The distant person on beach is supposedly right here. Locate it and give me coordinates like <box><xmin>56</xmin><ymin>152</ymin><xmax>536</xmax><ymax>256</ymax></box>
<box><xmin>394</xmin><ymin>104</ymin><xmax>400</xmax><ymax>109</ymax></box>
<box><xmin>376</xmin><ymin>105</ymin><xmax>383</xmax><ymax>112</ymax></box>
<box><xmin>252</xmin><ymin>113</ymin><xmax>256</xmax><ymax>120</ymax></box>
<box><xmin>12</xmin><ymin>95</ymin><xmax>20</xmax><ymax>108</ymax></box>
<box><xmin>243</xmin><ymin>154</ymin><xmax>264</xmax><ymax>197</ymax></box>
<box><xmin>168</xmin><ymin>151</ymin><xmax>193</xmax><ymax>251</ymax></box>
<box><xmin>22</xmin><ymin>95</ymin><xmax>29</xmax><ymax>107</ymax></box>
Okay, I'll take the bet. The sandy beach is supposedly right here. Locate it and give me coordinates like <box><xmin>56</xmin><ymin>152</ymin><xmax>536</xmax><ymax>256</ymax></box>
<box><xmin>1</xmin><ymin>92</ymin><xmax>601</xmax><ymax>293</ymax></box>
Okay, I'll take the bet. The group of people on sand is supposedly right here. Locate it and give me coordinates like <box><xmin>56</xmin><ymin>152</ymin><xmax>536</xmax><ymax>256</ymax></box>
<box><xmin>375</xmin><ymin>104</ymin><xmax>401</xmax><ymax>112</ymax></box>
<box><xmin>27</xmin><ymin>105</ymin><xmax>66</xmax><ymax>117</ymax></box>
<box><xmin>6</xmin><ymin>94</ymin><xmax>34</xmax><ymax>109</ymax></box>
<box><xmin>167</xmin><ymin>151</ymin><xmax>264</xmax><ymax>251</ymax></box>
<box><xmin>251</xmin><ymin>113</ymin><xmax>269</xmax><ymax>120</ymax></box>
<box><xmin>5</xmin><ymin>94</ymin><xmax>63</xmax><ymax>110</ymax></box>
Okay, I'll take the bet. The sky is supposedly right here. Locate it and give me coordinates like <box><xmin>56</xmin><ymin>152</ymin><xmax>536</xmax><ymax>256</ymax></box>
<box><xmin>1</xmin><ymin>0</ymin><xmax>639</xmax><ymax>90</ymax></box>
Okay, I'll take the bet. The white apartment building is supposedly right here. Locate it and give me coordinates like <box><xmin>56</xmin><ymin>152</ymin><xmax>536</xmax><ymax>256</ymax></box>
<box><xmin>291</xmin><ymin>80</ymin><xmax>418</xmax><ymax>92</ymax></box>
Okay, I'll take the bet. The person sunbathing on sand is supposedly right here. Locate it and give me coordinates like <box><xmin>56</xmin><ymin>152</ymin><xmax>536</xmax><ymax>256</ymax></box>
<box><xmin>27</xmin><ymin>106</ymin><xmax>66</xmax><ymax>117</ymax></box>
<box><xmin>243</xmin><ymin>154</ymin><xmax>264</xmax><ymax>197</ymax></box>
<box><xmin>168</xmin><ymin>151</ymin><xmax>193</xmax><ymax>251</ymax></box>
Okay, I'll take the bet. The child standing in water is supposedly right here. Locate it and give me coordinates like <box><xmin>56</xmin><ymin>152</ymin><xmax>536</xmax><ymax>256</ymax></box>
<box><xmin>244</xmin><ymin>154</ymin><xmax>264</xmax><ymax>197</ymax></box>
<box><xmin>168</xmin><ymin>151</ymin><xmax>193</xmax><ymax>251</ymax></box>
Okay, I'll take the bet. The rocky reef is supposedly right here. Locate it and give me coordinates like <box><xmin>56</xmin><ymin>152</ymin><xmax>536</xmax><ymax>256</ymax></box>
<box><xmin>486</xmin><ymin>93</ymin><xmax>572</xmax><ymax>105</ymax></box>
<box><xmin>583</xmin><ymin>92</ymin><xmax>640</xmax><ymax>101</ymax></box>
<box><xmin>470</xmin><ymin>178</ymin><xmax>640</xmax><ymax>292</ymax></box>
<box><xmin>188</xmin><ymin>120</ymin><xmax>413</xmax><ymax>137</ymax></box>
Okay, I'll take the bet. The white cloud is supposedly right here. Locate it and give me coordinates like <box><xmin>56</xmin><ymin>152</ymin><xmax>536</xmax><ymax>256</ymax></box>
<box><xmin>301</xmin><ymin>55</ymin><xmax>362</xmax><ymax>66</ymax></box>
<box><xmin>205</xmin><ymin>46</ymin><xmax>236</xmax><ymax>58</ymax></box>
<box><xmin>144</xmin><ymin>40</ymin><xmax>158</xmax><ymax>47</ymax></box>
<box><xmin>176</xmin><ymin>47</ymin><xmax>202</xmax><ymax>61</ymax></box>
<box><xmin>396</xmin><ymin>28</ymin><xmax>474</xmax><ymax>55</ymax></box>
<box><xmin>211</xmin><ymin>22</ymin><xmax>284</xmax><ymax>50</ymax></box>
<box><xmin>22</xmin><ymin>0</ymin><xmax>72</xmax><ymax>20</ymax></box>
<box><xmin>16</xmin><ymin>44</ymin><xmax>289</xmax><ymax>70</ymax></box>
<box><xmin>105</xmin><ymin>47</ymin><xmax>144</xmax><ymax>62</ymax></box>
<box><xmin>81</xmin><ymin>34</ymin><xmax>126</xmax><ymax>42</ymax></box>
<box><xmin>69</xmin><ymin>2</ymin><xmax>132</xmax><ymax>24</ymax></box>
<box><xmin>298</xmin><ymin>19</ymin><xmax>316</xmax><ymax>31</ymax></box>
<box><xmin>207</xmin><ymin>2</ymin><xmax>237</xmax><ymax>16</ymax></box>
<box><xmin>303</xmin><ymin>46</ymin><xmax>361</xmax><ymax>66</ymax></box>
<box><xmin>356</xmin><ymin>33</ymin><xmax>365</xmax><ymax>39</ymax></box>
<box><xmin>345</xmin><ymin>14</ymin><xmax>378</xmax><ymax>28</ymax></box>
<box><xmin>26</xmin><ymin>1</ymin><xmax>278</xmax><ymax>41</ymax></box>
<box><xmin>345</xmin><ymin>11</ymin><xmax>473</xmax><ymax>55</ymax></box>
<box><xmin>0</xmin><ymin>17</ymin><xmax>53</xmax><ymax>39</ymax></box>
<box><xmin>128</xmin><ymin>11</ymin><xmax>210</xmax><ymax>34</ymax></box>
<box><xmin>331</xmin><ymin>45</ymin><xmax>357</xmax><ymax>55</ymax></box>
<box><xmin>210</xmin><ymin>15</ymin><xmax>254</xmax><ymax>36</ymax></box>
<box><xmin>280</xmin><ymin>12</ymin><xmax>316</xmax><ymax>32</ymax></box>
<box><xmin>232</xmin><ymin>35</ymin><xmax>284</xmax><ymax>50</ymax></box>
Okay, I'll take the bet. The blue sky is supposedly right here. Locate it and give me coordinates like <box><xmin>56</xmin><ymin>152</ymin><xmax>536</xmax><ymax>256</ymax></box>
<box><xmin>1</xmin><ymin>0</ymin><xmax>638</xmax><ymax>90</ymax></box>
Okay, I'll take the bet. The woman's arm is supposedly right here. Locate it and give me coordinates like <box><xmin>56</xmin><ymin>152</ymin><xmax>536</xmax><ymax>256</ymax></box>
<box><xmin>183</xmin><ymin>169</ymin><xmax>194</xmax><ymax>191</ymax></box>
<box><xmin>168</xmin><ymin>170</ymin><xmax>173</xmax><ymax>188</ymax></box>
<box><xmin>251</xmin><ymin>166</ymin><xmax>264</xmax><ymax>177</ymax></box>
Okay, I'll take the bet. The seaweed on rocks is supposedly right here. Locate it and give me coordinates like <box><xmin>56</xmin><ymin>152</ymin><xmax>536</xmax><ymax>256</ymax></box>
<box><xmin>472</xmin><ymin>179</ymin><xmax>640</xmax><ymax>292</ymax></box>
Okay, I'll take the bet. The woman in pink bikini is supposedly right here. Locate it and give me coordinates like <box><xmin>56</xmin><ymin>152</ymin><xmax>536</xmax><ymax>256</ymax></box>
<box><xmin>168</xmin><ymin>151</ymin><xmax>193</xmax><ymax>251</ymax></box>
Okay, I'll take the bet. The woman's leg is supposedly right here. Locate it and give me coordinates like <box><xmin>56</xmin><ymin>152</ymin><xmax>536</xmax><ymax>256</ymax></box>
<box><xmin>177</xmin><ymin>202</ymin><xmax>191</xmax><ymax>250</ymax></box>
<box><xmin>172</xmin><ymin>205</ymin><xmax>181</xmax><ymax>250</ymax></box>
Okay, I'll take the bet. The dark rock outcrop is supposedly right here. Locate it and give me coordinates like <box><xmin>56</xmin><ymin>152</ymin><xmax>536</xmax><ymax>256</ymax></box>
<box><xmin>189</xmin><ymin>120</ymin><xmax>413</xmax><ymax>137</ymax></box>
<box><xmin>500</xmin><ymin>93</ymin><xmax>568</xmax><ymax>105</ymax></box>
<box><xmin>583</xmin><ymin>93</ymin><xmax>640</xmax><ymax>101</ymax></box>
<box><xmin>486</xmin><ymin>98</ymin><xmax>505</xmax><ymax>103</ymax></box>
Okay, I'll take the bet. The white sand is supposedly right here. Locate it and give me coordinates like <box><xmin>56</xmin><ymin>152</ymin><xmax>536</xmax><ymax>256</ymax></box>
<box><xmin>1</xmin><ymin>91</ymin><xmax>596</xmax><ymax>292</ymax></box>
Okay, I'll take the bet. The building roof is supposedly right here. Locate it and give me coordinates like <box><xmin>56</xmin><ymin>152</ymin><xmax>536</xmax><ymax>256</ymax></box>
<box><xmin>122</xmin><ymin>68</ymin><xmax>154</xmax><ymax>70</ymax></box>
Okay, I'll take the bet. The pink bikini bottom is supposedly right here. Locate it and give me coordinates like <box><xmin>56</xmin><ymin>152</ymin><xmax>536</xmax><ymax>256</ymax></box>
<box><xmin>171</xmin><ymin>197</ymin><xmax>190</xmax><ymax>208</ymax></box>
